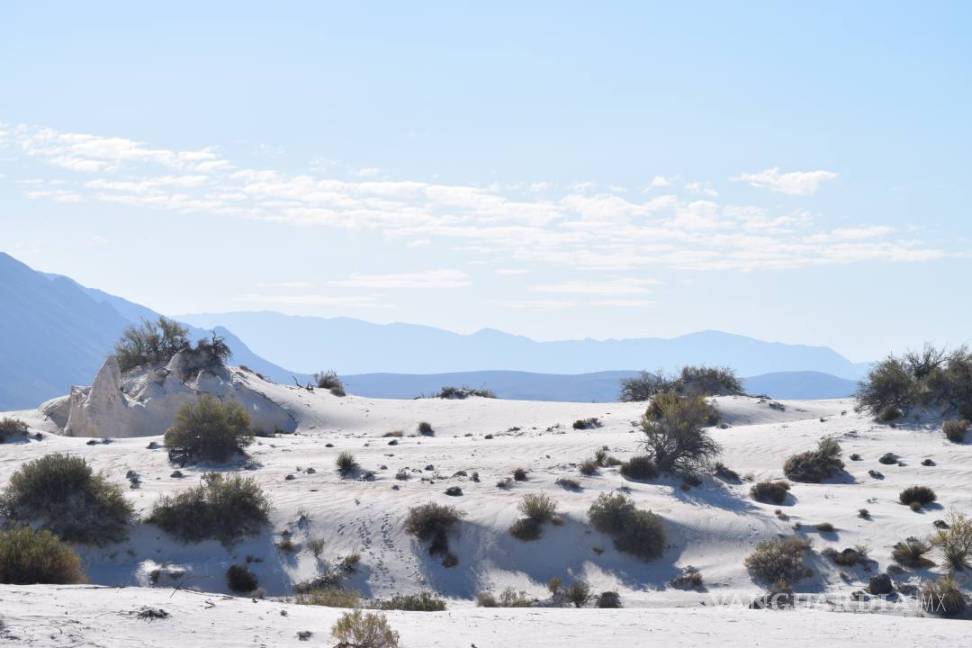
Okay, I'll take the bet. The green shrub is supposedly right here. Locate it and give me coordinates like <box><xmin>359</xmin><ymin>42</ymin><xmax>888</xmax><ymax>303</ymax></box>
<box><xmin>226</xmin><ymin>564</ymin><xmax>258</xmax><ymax>593</ymax></box>
<box><xmin>899</xmin><ymin>485</ymin><xmax>937</xmax><ymax>511</ymax></box>
<box><xmin>619</xmin><ymin>371</ymin><xmax>672</xmax><ymax>401</ymax></box>
<box><xmin>572</xmin><ymin>418</ymin><xmax>602</xmax><ymax>430</ymax></box>
<box><xmin>588</xmin><ymin>493</ymin><xmax>665</xmax><ymax>561</ymax></box>
<box><xmin>783</xmin><ymin>437</ymin><xmax>844</xmax><ymax>483</ymax></box>
<box><xmin>931</xmin><ymin>512</ymin><xmax>972</xmax><ymax>571</ymax></box>
<box><xmin>596</xmin><ymin>591</ymin><xmax>622</xmax><ymax>608</ymax></box>
<box><xmin>331</xmin><ymin>611</ymin><xmax>399</xmax><ymax>648</ymax></box>
<box><xmin>404</xmin><ymin>503</ymin><xmax>463</xmax><ymax>561</ymax></box>
<box><xmin>0</xmin><ymin>453</ymin><xmax>132</xmax><ymax>544</ymax></box>
<box><xmin>857</xmin><ymin>356</ymin><xmax>916</xmax><ymax>415</ymax></box>
<box><xmin>745</xmin><ymin>537</ymin><xmax>812</xmax><ymax>585</ymax></box>
<box><xmin>641</xmin><ymin>392</ymin><xmax>720</xmax><ymax>472</ymax></box>
<box><xmin>579</xmin><ymin>460</ymin><xmax>598</xmax><ymax>476</ymax></box>
<box><xmin>147</xmin><ymin>473</ymin><xmax>270</xmax><ymax>544</ymax></box>
<box><xmin>297</xmin><ymin>586</ymin><xmax>360</xmax><ymax>608</ymax></box>
<box><xmin>336</xmin><ymin>451</ymin><xmax>359</xmax><ymax>475</ymax></box>
<box><xmin>620</xmin><ymin>366</ymin><xmax>741</xmax><ymax>401</ymax></box>
<box><xmin>0</xmin><ymin>417</ymin><xmax>29</xmax><ymax>442</ymax></box>
<box><xmin>750</xmin><ymin>480</ymin><xmax>790</xmax><ymax>504</ymax></box>
<box><xmin>476</xmin><ymin>587</ymin><xmax>533</xmax><ymax>608</ymax></box>
<box><xmin>0</xmin><ymin>527</ymin><xmax>85</xmax><ymax>584</ymax></box>
<box><xmin>434</xmin><ymin>386</ymin><xmax>496</xmax><ymax>399</ymax></box>
<box><xmin>417</xmin><ymin>422</ymin><xmax>434</xmax><ymax>436</ymax></box>
<box><xmin>858</xmin><ymin>345</ymin><xmax>972</xmax><ymax>419</ymax></box>
<box><xmin>519</xmin><ymin>494</ymin><xmax>557</xmax><ymax>523</ymax></box>
<box><xmin>921</xmin><ymin>576</ymin><xmax>966</xmax><ymax>617</ymax></box>
<box><xmin>892</xmin><ymin>537</ymin><xmax>934</xmax><ymax>568</ymax></box>
<box><xmin>163</xmin><ymin>395</ymin><xmax>253</xmax><ymax>463</ymax></box>
<box><xmin>565</xmin><ymin>580</ymin><xmax>591</xmax><ymax>607</ymax></box>
<box><xmin>315</xmin><ymin>370</ymin><xmax>346</xmax><ymax>397</ymax></box>
<box><xmin>509</xmin><ymin>517</ymin><xmax>543</xmax><ymax>541</ymax></box>
<box><xmin>378</xmin><ymin>591</ymin><xmax>446</xmax><ymax>611</ymax></box>
<box><xmin>512</xmin><ymin>467</ymin><xmax>528</xmax><ymax>481</ymax></box>
<box><xmin>114</xmin><ymin>316</ymin><xmax>190</xmax><ymax>372</ymax></box>
<box><xmin>619</xmin><ymin>455</ymin><xmax>658</xmax><ymax>481</ymax></box>
<box><xmin>943</xmin><ymin>419</ymin><xmax>969</xmax><ymax>443</ymax></box>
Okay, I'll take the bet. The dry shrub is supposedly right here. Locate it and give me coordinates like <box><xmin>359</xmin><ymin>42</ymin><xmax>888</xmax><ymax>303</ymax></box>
<box><xmin>931</xmin><ymin>512</ymin><xmax>972</xmax><ymax>571</ymax></box>
<box><xmin>750</xmin><ymin>480</ymin><xmax>791</xmax><ymax>504</ymax></box>
<box><xmin>588</xmin><ymin>493</ymin><xmax>665</xmax><ymax>561</ymax></box>
<box><xmin>744</xmin><ymin>536</ymin><xmax>812</xmax><ymax>585</ymax></box>
<box><xmin>783</xmin><ymin>437</ymin><xmax>843</xmax><ymax>483</ymax></box>
<box><xmin>331</xmin><ymin>611</ymin><xmax>399</xmax><ymax>648</ymax></box>
<box><xmin>0</xmin><ymin>527</ymin><xmax>85</xmax><ymax>584</ymax></box>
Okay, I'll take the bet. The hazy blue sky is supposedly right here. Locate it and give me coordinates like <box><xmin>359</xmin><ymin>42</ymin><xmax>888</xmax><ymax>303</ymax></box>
<box><xmin>2</xmin><ymin>1</ymin><xmax>970</xmax><ymax>361</ymax></box>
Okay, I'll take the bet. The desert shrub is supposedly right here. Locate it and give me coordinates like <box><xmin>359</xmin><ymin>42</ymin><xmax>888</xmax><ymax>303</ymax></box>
<box><xmin>226</xmin><ymin>564</ymin><xmax>258</xmax><ymax>593</ymax></box>
<box><xmin>0</xmin><ymin>527</ymin><xmax>85</xmax><ymax>584</ymax></box>
<box><xmin>565</xmin><ymin>580</ymin><xmax>591</xmax><ymax>607</ymax></box>
<box><xmin>434</xmin><ymin>386</ymin><xmax>496</xmax><ymax>399</ymax></box>
<box><xmin>0</xmin><ymin>418</ymin><xmax>29</xmax><ymax>442</ymax></box>
<box><xmin>331</xmin><ymin>611</ymin><xmax>399</xmax><ymax>648</ymax></box>
<box><xmin>519</xmin><ymin>494</ymin><xmax>557</xmax><ymax>523</ymax></box>
<box><xmin>417</xmin><ymin>422</ymin><xmax>434</xmax><ymax>436</ymax></box>
<box><xmin>822</xmin><ymin>546</ymin><xmax>866</xmax><ymax>567</ymax></box>
<box><xmin>579</xmin><ymin>460</ymin><xmax>598</xmax><ymax>476</ymax></box>
<box><xmin>669</xmin><ymin>566</ymin><xmax>704</xmax><ymax>590</ymax></box>
<box><xmin>892</xmin><ymin>537</ymin><xmax>934</xmax><ymax>568</ymax></box>
<box><xmin>476</xmin><ymin>587</ymin><xmax>532</xmax><ymax>608</ymax></box>
<box><xmin>404</xmin><ymin>503</ymin><xmax>463</xmax><ymax>560</ymax></box>
<box><xmin>858</xmin><ymin>345</ymin><xmax>972</xmax><ymax>419</ymax></box>
<box><xmin>315</xmin><ymin>370</ymin><xmax>346</xmax><ymax>397</ymax></box>
<box><xmin>921</xmin><ymin>576</ymin><xmax>966</xmax><ymax>617</ymax></box>
<box><xmin>619</xmin><ymin>455</ymin><xmax>658</xmax><ymax>481</ymax></box>
<box><xmin>619</xmin><ymin>371</ymin><xmax>672</xmax><ymax>401</ymax></box>
<box><xmin>714</xmin><ymin>462</ymin><xmax>740</xmax><ymax>482</ymax></box>
<box><xmin>512</xmin><ymin>467</ymin><xmax>528</xmax><ymax>481</ymax></box>
<box><xmin>943</xmin><ymin>419</ymin><xmax>969</xmax><ymax>443</ymax></box>
<box><xmin>163</xmin><ymin>395</ymin><xmax>253</xmax><ymax>463</ymax></box>
<box><xmin>744</xmin><ymin>537</ymin><xmax>812</xmax><ymax>585</ymax></box>
<box><xmin>641</xmin><ymin>392</ymin><xmax>720</xmax><ymax>472</ymax></box>
<box><xmin>750</xmin><ymin>480</ymin><xmax>790</xmax><ymax>504</ymax></box>
<box><xmin>114</xmin><ymin>316</ymin><xmax>190</xmax><ymax>372</ymax></box>
<box><xmin>931</xmin><ymin>512</ymin><xmax>972</xmax><ymax>571</ymax></box>
<box><xmin>336</xmin><ymin>451</ymin><xmax>359</xmax><ymax>476</ymax></box>
<box><xmin>899</xmin><ymin>486</ymin><xmax>937</xmax><ymax>511</ymax></box>
<box><xmin>596</xmin><ymin>591</ymin><xmax>622</xmax><ymax>608</ymax></box>
<box><xmin>815</xmin><ymin>522</ymin><xmax>835</xmax><ymax>533</ymax></box>
<box><xmin>675</xmin><ymin>366</ymin><xmax>743</xmax><ymax>397</ymax></box>
<box><xmin>147</xmin><ymin>473</ymin><xmax>270</xmax><ymax>544</ymax></box>
<box><xmin>588</xmin><ymin>493</ymin><xmax>665</xmax><ymax>561</ymax></box>
<box><xmin>508</xmin><ymin>517</ymin><xmax>543</xmax><ymax>541</ymax></box>
<box><xmin>572</xmin><ymin>418</ymin><xmax>602</xmax><ymax>430</ymax></box>
<box><xmin>378</xmin><ymin>591</ymin><xmax>446</xmax><ymax>611</ymax></box>
<box><xmin>783</xmin><ymin>437</ymin><xmax>844</xmax><ymax>483</ymax></box>
<box><xmin>857</xmin><ymin>356</ymin><xmax>916</xmax><ymax>415</ymax></box>
<box><xmin>0</xmin><ymin>453</ymin><xmax>132</xmax><ymax>544</ymax></box>
<box><xmin>298</xmin><ymin>586</ymin><xmax>361</xmax><ymax>608</ymax></box>
<box><xmin>556</xmin><ymin>478</ymin><xmax>581</xmax><ymax>491</ymax></box>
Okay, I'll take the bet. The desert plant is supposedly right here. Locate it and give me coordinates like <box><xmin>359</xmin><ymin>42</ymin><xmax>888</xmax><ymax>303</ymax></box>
<box><xmin>579</xmin><ymin>460</ymin><xmax>599</xmax><ymax>476</ymax></box>
<box><xmin>669</xmin><ymin>566</ymin><xmax>704</xmax><ymax>590</ymax></box>
<box><xmin>404</xmin><ymin>503</ymin><xmax>463</xmax><ymax>560</ymax></box>
<box><xmin>858</xmin><ymin>345</ymin><xmax>972</xmax><ymax>419</ymax></box>
<box><xmin>509</xmin><ymin>517</ymin><xmax>543</xmax><ymax>541</ymax></box>
<box><xmin>434</xmin><ymin>386</ymin><xmax>496</xmax><ymax>399</ymax></box>
<box><xmin>226</xmin><ymin>564</ymin><xmax>258</xmax><ymax>593</ymax></box>
<box><xmin>892</xmin><ymin>537</ymin><xmax>934</xmax><ymax>568</ymax></box>
<box><xmin>0</xmin><ymin>527</ymin><xmax>85</xmax><ymax>584</ymax></box>
<box><xmin>675</xmin><ymin>365</ymin><xmax>743</xmax><ymax>397</ymax></box>
<box><xmin>417</xmin><ymin>421</ymin><xmax>434</xmax><ymax>436</ymax></box>
<box><xmin>331</xmin><ymin>611</ymin><xmax>399</xmax><ymax>648</ymax></box>
<box><xmin>744</xmin><ymin>536</ymin><xmax>812</xmax><ymax>585</ymax></box>
<box><xmin>588</xmin><ymin>493</ymin><xmax>665</xmax><ymax>561</ymax></box>
<box><xmin>640</xmin><ymin>392</ymin><xmax>720</xmax><ymax>472</ymax></box>
<box><xmin>899</xmin><ymin>486</ymin><xmax>937</xmax><ymax>511</ymax></box>
<box><xmin>596</xmin><ymin>591</ymin><xmax>622</xmax><ymax>608</ymax></box>
<box><xmin>476</xmin><ymin>587</ymin><xmax>533</xmax><ymax>608</ymax></box>
<box><xmin>336</xmin><ymin>451</ymin><xmax>359</xmax><ymax>476</ymax></box>
<box><xmin>572</xmin><ymin>418</ymin><xmax>602</xmax><ymax>430</ymax></box>
<box><xmin>619</xmin><ymin>371</ymin><xmax>672</xmax><ymax>401</ymax></box>
<box><xmin>0</xmin><ymin>418</ymin><xmax>29</xmax><ymax>443</ymax></box>
<box><xmin>565</xmin><ymin>580</ymin><xmax>591</xmax><ymax>607</ymax></box>
<box><xmin>163</xmin><ymin>395</ymin><xmax>253</xmax><ymax>463</ymax></box>
<box><xmin>147</xmin><ymin>473</ymin><xmax>270</xmax><ymax>544</ymax></box>
<box><xmin>512</xmin><ymin>467</ymin><xmax>528</xmax><ymax>481</ymax></box>
<box><xmin>519</xmin><ymin>493</ymin><xmax>557</xmax><ymax>523</ymax></box>
<box><xmin>315</xmin><ymin>370</ymin><xmax>346</xmax><ymax>397</ymax></box>
<box><xmin>555</xmin><ymin>478</ymin><xmax>581</xmax><ymax>491</ymax></box>
<box><xmin>378</xmin><ymin>592</ymin><xmax>446</xmax><ymax>611</ymax></box>
<box><xmin>783</xmin><ymin>437</ymin><xmax>844</xmax><ymax>483</ymax></box>
<box><xmin>0</xmin><ymin>453</ymin><xmax>132</xmax><ymax>545</ymax></box>
<box><xmin>619</xmin><ymin>455</ymin><xmax>658</xmax><ymax>481</ymax></box>
<box><xmin>943</xmin><ymin>419</ymin><xmax>969</xmax><ymax>443</ymax></box>
<box><xmin>114</xmin><ymin>316</ymin><xmax>190</xmax><ymax>372</ymax></box>
<box><xmin>921</xmin><ymin>576</ymin><xmax>966</xmax><ymax>617</ymax></box>
<box><xmin>297</xmin><ymin>586</ymin><xmax>361</xmax><ymax>608</ymax></box>
<box><xmin>931</xmin><ymin>512</ymin><xmax>972</xmax><ymax>571</ymax></box>
<box><xmin>750</xmin><ymin>480</ymin><xmax>791</xmax><ymax>504</ymax></box>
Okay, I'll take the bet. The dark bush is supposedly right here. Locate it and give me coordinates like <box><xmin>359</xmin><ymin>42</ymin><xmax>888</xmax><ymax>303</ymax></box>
<box><xmin>314</xmin><ymin>370</ymin><xmax>346</xmax><ymax>397</ymax></box>
<box><xmin>922</xmin><ymin>576</ymin><xmax>965</xmax><ymax>617</ymax></box>
<box><xmin>943</xmin><ymin>419</ymin><xmax>969</xmax><ymax>443</ymax></box>
<box><xmin>519</xmin><ymin>494</ymin><xmax>557</xmax><ymax>522</ymax></box>
<box><xmin>509</xmin><ymin>518</ymin><xmax>543</xmax><ymax>541</ymax></box>
<box><xmin>750</xmin><ymin>480</ymin><xmax>791</xmax><ymax>504</ymax></box>
<box><xmin>336</xmin><ymin>451</ymin><xmax>359</xmax><ymax>476</ymax></box>
<box><xmin>378</xmin><ymin>592</ymin><xmax>446</xmax><ymax>611</ymax></box>
<box><xmin>417</xmin><ymin>421</ymin><xmax>434</xmax><ymax>436</ymax></box>
<box><xmin>745</xmin><ymin>537</ymin><xmax>812</xmax><ymax>585</ymax></box>
<box><xmin>669</xmin><ymin>566</ymin><xmax>704</xmax><ymax>590</ymax></box>
<box><xmin>858</xmin><ymin>345</ymin><xmax>972</xmax><ymax>419</ymax></box>
<box><xmin>512</xmin><ymin>467</ymin><xmax>528</xmax><ymax>481</ymax></box>
<box><xmin>555</xmin><ymin>478</ymin><xmax>581</xmax><ymax>491</ymax></box>
<box><xmin>226</xmin><ymin>564</ymin><xmax>258</xmax><ymax>593</ymax></box>
<box><xmin>434</xmin><ymin>386</ymin><xmax>496</xmax><ymax>399</ymax></box>
<box><xmin>619</xmin><ymin>455</ymin><xmax>658</xmax><ymax>481</ymax></box>
<box><xmin>620</xmin><ymin>366</ymin><xmax>742</xmax><ymax>401</ymax></box>
<box><xmin>565</xmin><ymin>580</ymin><xmax>591</xmax><ymax>607</ymax></box>
<box><xmin>899</xmin><ymin>485</ymin><xmax>936</xmax><ymax>510</ymax></box>
<box><xmin>572</xmin><ymin>418</ymin><xmax>602</xmax><ymax>430</ymax></box>
<box><xmin>579</xmin><ymin>460</ymin><xmax>598</xmax><ymax>476</ymax></box>
<box><xmin>0</xmin><ymin>527</ymin><xmax>85</xmax><ymax>584</ymax></box>
<box><xmin>114</xmin><ymin>316</ymin><xmax>189</xmax><ymax>372</ymax></box>
<box><xmin>783</xmin><ymin>437</ymin><xmax>844</xmax><ymax>482</ymax></box>
<box><xmin>404</xmin><ymin>503</ymin><xmax>463</xmax><ymax>561</ymax></box>
<box><xmin>857</xmin><ymin>356</ymin><xmax>915</xmax><ymax>416</ymax></box>
<box><xmin>595</xmin><ymin>591</ymin><xmax>622</xmax><ymax>608</ymax></box>
<box><xmin>147</xmin><ymin>473</ymin><xmax>271</xmax><ymax>544</ymax></box>
<box><xmin>619</xmin><ymin>371</ymin><xmax>672</xmax><ymax>402</ymax></box>
<box><xmin>0</xmin><ymin>453</ymin><xmax>132</xmax><ymax>544</ymax></box>
<box><xmin>641</xmin><ymin>392</ymin><xmax>720</xmax><ymax>472</ymax></box>
<box><xmin>0</xmin><ymin>417</ymin><xmax>29</xmax><ymax>443</ymax></box>
<box><xmin>588</xmin><ymin>493</ymin><xmax>665</xmax><ymax>561</ymax></box>
<box><xmin>331</xmin><ymin>611</ymin><xmax>399</xmax><ymax>648</ymax></box>
<box><xmin>163</xmin><ymin>395</ymin><xmax>253</xmax><ymax>463</ymax></box>
<box><xmin>878</xmin><ymin>452</ymin><xmax>900</xmax><ymax>465</ymax></box>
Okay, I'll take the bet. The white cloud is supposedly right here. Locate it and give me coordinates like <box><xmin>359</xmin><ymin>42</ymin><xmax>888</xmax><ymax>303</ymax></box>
<box><xmin>356</xmin><ymin>167</ymin><xmax>382</xmax><ymax>177</ymax></box>
<box><xmin>732</xmin><ymin>167</ymin><xmax>839</xmax><ymax>195</ymax></box>
<box><xmin>531</xmin><ymin>277</ymin><xmax>659</xmax><ymax>295</ymax></box>
<box><xmin>329</xmin><ymin>269</ymin><xmax>471</xmax><ymax>289</ymax></box>
<box><xmin>495</xmin><ymin>268</ymin><xmax>528</xmax><ymax>276</ymax></box>
<box><xmin>649</xmin><ymin>175</ymin><xmax>671</xmax><ymax>188</ymax></box>
<box><xmin>502</xmin><ymin>299</ymin><xmax>576</xmax><ymax>311</ymax></box>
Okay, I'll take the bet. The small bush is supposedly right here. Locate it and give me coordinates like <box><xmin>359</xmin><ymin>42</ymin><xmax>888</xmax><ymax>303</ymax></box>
<box><xmin>579</xmin><ymin>460</ymin><xmax>598</xmax><ymax>476</ymax></box>
<box><xmin>565</xmin><ymin>580</ymin><xmax>591</xmax><ymax>607</ymax></box>
<box><xmin>0</xmin><ymin>453</ymin><xmax>132</xmax><ymax>544</ymax></box>
<box><xmin>815</xmin><ymin>522</ymin><xmax>835</xmax><ymax>533</ymax></box>
<box><xmin>556</xmin><ymin>478</ymin><xmax>581</xmax><ymax>491</ymax></box>
<box><xmin>619</xmin><ymin>455</ymin><xmax>658</xmax><ymax>481</ymax></box>
<box><xmin>588</xmin><ymin>493</ymin><xmax>665</xmax><ymax>561</ymax></box>
<box><xmin>226</xmin><ymin>564</ymin><xmax>258</xmax><ymax>593</ymax></box>
<box><xmin>641</xmin><ymin>392</ymin><xmax>720</xmax><ymax>472</ymax></box>
<box><xmin>620</xmin><ymin>366</ymin><xmax>741</xmax><ymax>401</ymax></box>
<box><xmin>298</xmin><ymin>586</ymin><xmax>361</xmax><ymax>608</ymax></box>
<box><xmin>331</xmin><ymin>611</ymin><xmax>399</xmax><ymax>648</ymax></box>
<box><xmin>417</xmin><ymin>421</ymin><xmax>434</xmax><ymax>436</ymax></box>
<box><xmin>378</xmin><ymin>592</ymin><xmax>446</xmax><ymax>612</ymax></box>
<box><xmin>0</xmin><ymin>527</ymin><xmax>85</xmax><ymax>584</ymax></box>
<box><xmin>943</xmin><ymin>419</ymin><xmax>969</xmax><ymax>443</ymax></box>
<box><xmin>669</xmin><ymin>566</ymin><xmax>704</xmax><ymax>590</ymax></box>
<box><xmin>404</xmin><ymin>503</ymin><xmax>463</xmax><ymax>561</ymax></box>
<box><xmin>512</xmin><ymin>467</ymin><xmax>528</xmax><ymax>481</ymax></box>
<box><xmin>783</xmin><ymin>437</ymin><xmax>844</xmax><ymax>483</ymax></box>
<box><xmin>337</xmin><ymin>451</ymin><xmax>359</xmax><ymax>475</ymax></box>
<box><xmin>509</xmin><ymin>517</ymin><xmax>543</xmax><ymax>541</ymax></box>
<box><xmin>434</xmin><ymin>386</ymin><xmax>496</xmax><ymax>399</ymax></box>
<box><xmin>899</xmin><ymin>486</ymin><xmax>937</xmax><ymax>511</ymax></box>
<box><xmin>922</xmin><ymin>576</ymin><xmax>966</xmax><ymax>617</ymax></box>
<box><xmin>572</xmin><ymin>418</ymin><xmax>602</xmax><ymax>430</ymax></box>
<box><xmin>163</xmin><ymin>395</ymin><xmax>253</xmax><ymax>463</ymax></box>
<box><xmin>745</xmin><ymin>537</ymin><xmax>812</xmax><ymax>585</ymax></box>
<box><xmin>147</xmin><ymin>473</ymin><xmax>270</xmax><ymax>544</ymax></box>
<box><xmin>931</xmin><ymin>512</ymin><xmax>972</xmax><ymax>571</ymax></box>
<box><xmin>714</xmin><ymin>462</ymin><xmax>740</xmax><ymax>482</ymax></box>
<box><xmin>519</xmin><ymin>494</ymin><xmax>557</xmax><ymax>523</ymax></box>
<box><xmin>114</xmin><ymin>316</ymin><xmax>190</xmax><ymax>372</ymax></box>
<box><xmin>476</xmin><ymin>587</ymin><xmax>533</xmax><ymax>608</ymax></box>
<box><xmin>750</xmin><ymin>480</ymin><xmax>791</xmax><ymax>504</ymax></box>
<box><xmin>0</xmin><ymin>418</ymin><xmax>29</xmax><ymax>442</ymax></box>
<box><xmin>595</xmin><ymin>591</ymin><xmax>622</xmax><ymax>608</ymax></box>
<box><xmin>315</xmin><ymin>370</ymin><xmax>346</xmax><ymax>397</ymax></box>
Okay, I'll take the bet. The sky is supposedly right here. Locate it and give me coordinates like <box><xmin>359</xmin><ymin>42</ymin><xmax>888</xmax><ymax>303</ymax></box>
<box><xmin>1</xmin><ymin>1</ymin><xmax>970</xmax><ymax>362</ymax></box>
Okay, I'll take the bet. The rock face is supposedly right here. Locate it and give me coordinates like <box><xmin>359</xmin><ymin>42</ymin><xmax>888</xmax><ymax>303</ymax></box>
<box><xmin>44</xmin><ymin>352</ymin><xmax>296</xmax><ymax>438</ymax></box>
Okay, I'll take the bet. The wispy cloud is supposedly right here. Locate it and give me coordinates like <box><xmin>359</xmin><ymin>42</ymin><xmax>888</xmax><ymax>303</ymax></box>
<box><xmin>732</xmin><ymin>167</ymin><xmax>838</xmax><ymax>195</ymax></box>
<box><xmin>329</xmin><ymin>269</ymin><xmax>471</xmax><ymax>289</ymax></box>
<box><xmin>531</xmin><ymin>277</ymin><xmax>659</xmax><ymax>295</ymax></box>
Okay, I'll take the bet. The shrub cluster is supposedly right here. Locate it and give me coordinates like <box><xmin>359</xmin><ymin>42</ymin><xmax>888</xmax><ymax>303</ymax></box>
<box><xmin>588</xmin><ymin>493</ymin><xmax>665</xmax><ymax>561</ymax></box>
<box><xmin>114</xmin><ymin>317</ymin><xmax>190</xmax><ymax>372</ymax></box>
<box><xmin>640</xmin><ymin>392</ymin><xmax>720</xmax><ymax>472</ymax></box>
<box><xmin>750</xmin><ymin>480</ymin><xmax>791</xmax><ymax>505</ymax></box>
<box><xmin>922</xmin><ymin>576</ymin><xmax>966</xmax><ymax>617</ymax></box>
<box><xmin>620</xmin><ymin>366</ymin><xmax>742</xmax><ymax>401</ymax></box>
<box><xmin>404</xmin><ymin>503</ymin><xmax>463</xmax><ymax>566</ymax></box>
<box><xmin>899</xmin><ymin>485</ymin><xmax>937</xmax><ymax>511</ymax></box>
<box><xmin>619</xmin><ymin>455</ymin><xmax>658</xmax><ymax>481</ymax></box>
<box><xmin>315</xmin><ymin>370</ymin><xmax>346</xmax><ymax>397</ymax></box>
<box><xmin>331</xmin><ymin>611</ymin><xmax>399</xmax><ymax>648</ymax></box>
<box><xmin>476</xmin><ymin>587</ymin><xmax>533</xmax><ymax>608</ymax></box>
<box><xmin>378</xmin><ymin>592</ymin><xmax>446</xmax><ymax>611</ymax></box>
<box><xmin>572</xmin><ymin>418</ymin><xmax>602</xmax><ymax>430</ymax></box>
<box><xmin>0</xmin><ymin>453</ymin><xmax>132</xmax><ymax>544</ymax></box>
<box><xmin>509</xmin><ymin>494</ymin><xmax>558</xmax><ymax>541</ymax></box>
<box><xmin>0</xmin><ymin>527</ymin><xmax>85</xmax><ymax>584</ymax></box>
<box><xmin>783</xmin><ymin>437</ymin><xmax>844</xmax><ymax>482</ymax></box>
<box><xmin>337</xmin><ymin>451</ymin><xmax>359</xmax><ymax>476</ymax></box>
<box><xmin>226</xmin><ymin>564</ymin><xmax>259</xmax><ymax>593</ymax></box>
<box><xmin>433</xmin><ymin>386</ymin><xmax>496</xmax><ymax>399</ymax></box>
<box><xmin>857</xmin><ymin>345</ymin><xmax>972</xmax><ymax>419</ymax></box>
<box><xmin>943</xmin><ymin>419</ymin><xmax>969</xmax><ymax>443</ymax></box>
<box><xmin>147</xmin><ymin>473</ymin><xmax>270</xmax><ymax>544</ymax></box>
<box><xmin>0</xmin><ymin>417</ymin><xmax>29</xmax><ymax>442</ymax></box>
<box><xmin>892</xmin><ymin>537</ymin><xmax>934</xmax><ymax>568</ymax></box>
<box><xmin>297</xmin><ymin>586</ymin><xmax>361</xmax><ymax>608</ymax></box>
<box><xmin>744</xmin><ymin>536</ymin><xmax>812</xmax><ymax>585</ymax></box>
<box><xmin>163</xmin><ymin>395</ymin><xmax>254</xmax><ymax>464</ymax></box>
<box><xmin>931</xmin><ymin>512</ymin><xmax>972</xmax><ymax>571</ymax></box>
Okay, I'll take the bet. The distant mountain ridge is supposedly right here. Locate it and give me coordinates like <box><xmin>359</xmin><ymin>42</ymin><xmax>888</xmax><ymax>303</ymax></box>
<box><xmin>179</xmin><ymin>311</ymin><xmax>872</xmax><ymax>379</ymax></box>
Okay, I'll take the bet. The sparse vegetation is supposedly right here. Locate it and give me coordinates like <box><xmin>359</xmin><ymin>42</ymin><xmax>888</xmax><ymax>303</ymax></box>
<box><xmin>0</xmin><ymin>453</ymin><xmax>132</xmax><ymax>545</ymax></box>
<box><xmin>931</xmin><ymin>512</ymin><xmax>972</xmax><ymax>571</ymax></box>
<box><xmin>337</xmin><ymin>451</ymin><xmax>359</xmax><ymax>476</ymax></box>
<box><xmin>0</xmin><ymin>417</ymin><xmax>29</xmax><ymax>443</ymax></box>
<box><xmin>404</xmin><ymin>503</ymin><xmax>463</xmax><ymax>565</ymax></box>
<box><xmin>476</xmin><ymin>587</ymin><xmax>533</xmax><ymax>608</ymax></box>
<box><xmin>858</xmin><ymin>345</ymin><xmax>972</xmax><ymax>420</ymax></box>
<box><xmin>892</xmin><ymin>537</ymin><xmax>934</xmax><ymax>568</ymax></box>
<box><xmin>620</xmin><ymin>366</ymin><xmax>742</xmax><ymax>401</ymax></box>
<box><xmin>510</xmin><ymin>494</ymin><xmax>558</xmax><ymax>541</ymax></box>
<box><xmin>669</xmin><ymin>566</ymin><xmax>704</xmax><ymax>590</ymax></box>
<box><xmin>943</xmin><ymin>419</ymin><xmax>969</xmax><ymax>443</ymax></box>
<box><xmin>331</xmin><ymin>611</ymin><xmax>399</xmax><ymax>648</ymax></box>
<box><xmin>226</xmin><ymin>564</ymin><xmax>258</xmax><ymax>593</ymax></box>
<box><xmin>744</xmin><ymin>536</ymin><xmax>812</xmax><ymax>585</ymax></box>
<box><xmin>417</xmin><ymin>421</ymin><xmax>434</xmax><ymax>436</ymax></box>
<box><xmin>588</xmin><ymin>493</ymin><xmax>665</xmax><ymax>561</ymax></box>
<box><xmin>640</xmin><ymin>392</ymin><xmax>720</xmax><ymax>472</ymax></box>
<box><xmin>556</xmin><ymin>477</ymin><xmax>581</xmax><ymax>491</ymax></box>
<box><xmin>297</xmin><ymin>586</ymin><xmax>361</xmax><ymax>608</ymax></box>
<box><xmin>921</xmin><ymin>576</ymin><xmax>966</xmax><ymax>617</ymax></box>
<box><xmin>783</xmin><ymin>437</ymin><xmax>844</xmax><ymax>483</ymax></box>
<box><xmin>0</xmin><ymin>527</ymin><xmax>85</xmax><ymax>584</ymax></box>
<box><xmin>899</xmin><ymin>485</ymin><xmax>937</xmax><ymax>511</ymax></box>
<box><xmin>619</xmin><ymin>455</ymin><xmax>658</xmax><ymax>481</ymax></box>
<box><xmin>163</xmin><ymin>395</ymin><xmax>253</xmax><ymax>463</ymax></box>
<box><xmin>579</xmin><ymin>460</ymin><xmax>599</xmax><ymax>476</ymax></box>
<box><xmin>564</xmin><ymin>580</ymin><xmax>591</xmax><ymax>607</ymax></box>
<box><xmin>114</xmin><ymin>317</ymin><xmax>190</xmax><ymax>372</ymax></box>
<box><xmin>314</xmin><ymin>370</ymin><xmax>346</xmax><ymax>397</ymax></box>
<box><xmin>433</xmin><ymin>386</ymin><xmax>496</xmax><ymax>399</ymax></box>
<box><xmin>572</xmin><ymin>417</ymin><xmax>602</xmax><ymax>430</ymax></box>
<box><xmin>378</xmin><ymin>592</ymin><xmax>446</xmax><ymax>612</ymax></box>
<box><xmin>750</xmin><ymin>480</ymin><xmax>790</xmax><ymax>505</ymax></box>
<box><xmin>512</xmin><ymin>467</ymin><xmax>528</xmax><ymax>481</ymax></box>
<box><xmin>595</xmin><ymin>591</ymin><xmax>622</xmax><ymax>608</ymax></box>
<box><xmin>147</xmin><ymin>473</ymin><xmax>270</xmax><ymax>544</ymax></box>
